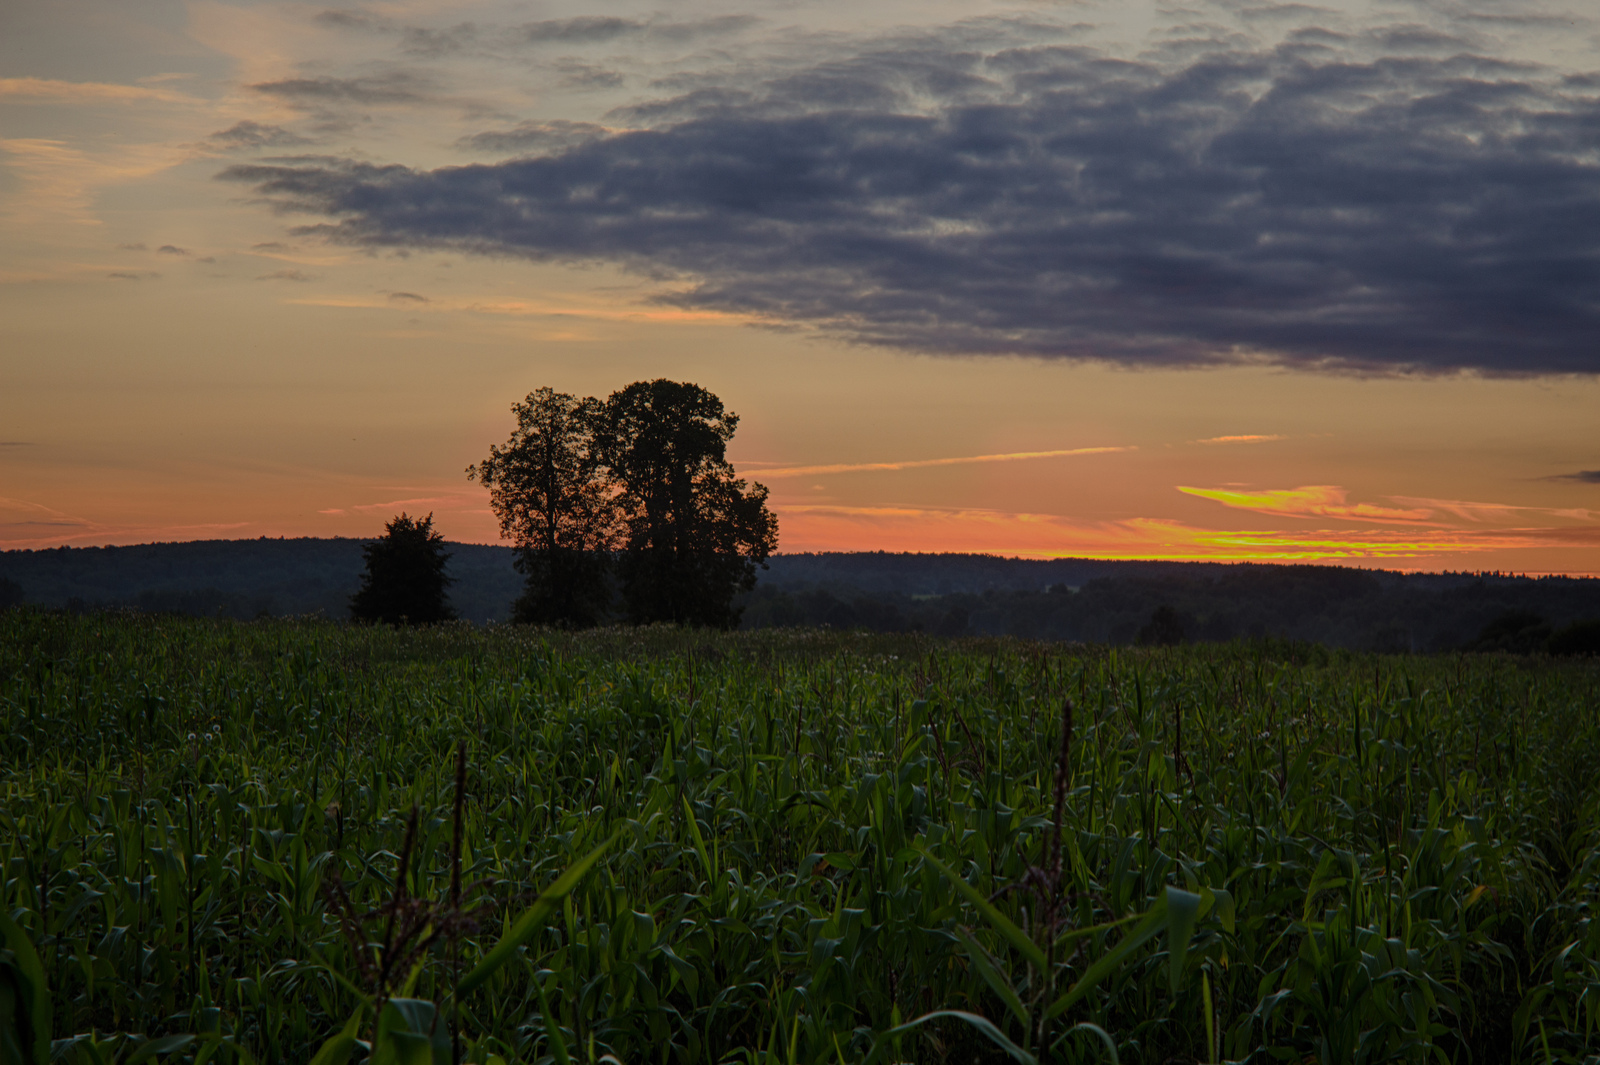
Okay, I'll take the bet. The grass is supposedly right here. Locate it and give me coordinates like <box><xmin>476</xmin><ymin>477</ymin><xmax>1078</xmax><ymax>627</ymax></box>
<box><xmin>2</xmin><ymin>609</ymin><xmax>1598</xmax><ymax>1064</ymax></box>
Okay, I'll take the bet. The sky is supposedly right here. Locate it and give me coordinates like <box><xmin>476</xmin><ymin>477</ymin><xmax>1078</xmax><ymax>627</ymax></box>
<box><xmin>3</xmin><ymin>0</ymin><xmax>1600</xmax><ymax>572</ymax></box>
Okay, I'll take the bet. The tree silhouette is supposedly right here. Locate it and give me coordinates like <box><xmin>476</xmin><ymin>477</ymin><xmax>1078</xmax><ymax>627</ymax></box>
<box><xmin>597</xmin><ymin>379</ymin><xmax>777</xmax><ymax>627</ymax></box>
<box><xmin>467</xmin><ymin>388</ymin><xmax>617</xmax><ymax>627</ymax></box>
<box><xmin>349</xmin><ymin>513</ymin><xmax>456</xmax><ymax>624</ymax></box>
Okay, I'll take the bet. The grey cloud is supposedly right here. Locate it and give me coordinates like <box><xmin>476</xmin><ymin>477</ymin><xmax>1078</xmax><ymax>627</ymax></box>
<box><xmin>108</xmin><ymin>271</ymin><xmax>158</xmax><ymax>281</ymax></box>
<box><xmin>557</xmin><ymin>62</ymin><xmax>626</xmax><ymax>91</ymax></box>
<box><xmin>250</xmin><ymin>73</ymin><xmax>434</xmax><ymax>106</ymax></box>
<box><xmin>314</xmin><ymin>10</ymin><xmax>388</xmax><ymax>31</ymax></box>
<box><xmin>517</xmin><ymin>14</ymin><xmax>756</xmax><ymax>46</ymax></box>
<box><xmin>522</xmin><ymin>16</ymin><xmax>636</xmax><ymax>44</ymax></box>
<box><xmin>402</xmin><ymin>23</ymin><xmax>478</xmax><ymax>57</ymax></box>
<box><xmin>456</xmin><ymin>120</ymin><xmax>609</xmax><ymax>154</ymax></box>
<box><xmin>0</xmin><ymin>441</ymin><xmax>35</xmax><ymax>447</ymax></box>
<box><xmin>208</xmin><ymin>121</ymin><xmax>311</xmax><ymax>150</ymax></box>
<box><xmin>222</xmin><ymin>30</ymin><xmax>1600</xmax><ymax>374</ymax></box>
<box><xmin>117</xmin><ymin>243</ymin><xmax>147</xmax><ymax>251</ymax></box>
<box><xmin>256</xmin><ymin>269</ymin><xmax>312</xmax><ymax>282</ymax></box>
<box><xmin>1551</xmin><ymin>471</ymin><xmax>1600</xmax><ymax>483</ymax></box>
<box><xmin>157</xmin><ymin>245</ymin><xmax>189</xmax><ymax>256</ymax></box>
<box><xmin>389</xmin><ymin>291</ymin><xmax>428</xmax><ymax>303</ymax></box>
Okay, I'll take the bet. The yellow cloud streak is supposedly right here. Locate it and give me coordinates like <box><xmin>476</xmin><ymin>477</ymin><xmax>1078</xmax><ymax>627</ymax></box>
<box><xmin>752</xmin><ymin>446</ymin><xmax>1132</xmax><ymax>479</ymax></box>
<box><xmin>1192</xmin><ymin>434</ymin><xmax>1288</xmax><ymax>444</ymax></box>
<box><xmin>772</xmin><ymin>504</ymin><xmax>1593</xmax><ymax>565</ymax></box>
<box><xmin>1177</xmin><ymin>485</ymin><xmax>1435</xmax><ymax>523</ymax></box>
<box><xmin>1389</xmin><ymin>495</ymin><xmax>1600</xmax><ymax>523</ymax></box>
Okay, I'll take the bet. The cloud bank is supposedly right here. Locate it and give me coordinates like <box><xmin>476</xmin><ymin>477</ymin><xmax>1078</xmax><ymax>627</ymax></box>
<box><xmin>223</xmin><ymin>24</ymin><xmax>1600</xmax><ymax>374</ymax></box>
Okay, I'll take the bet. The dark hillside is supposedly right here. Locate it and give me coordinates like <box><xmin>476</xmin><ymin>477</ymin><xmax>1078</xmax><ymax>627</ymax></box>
<box><xmin>3</xmin><ymin>542</ymin><xmax>1597</xmax><ymax>649</ymax></box>
<box><xmin>0</xmin><ymin>538</ymin><xmax>521</xmax><ymax>623</ymax></box>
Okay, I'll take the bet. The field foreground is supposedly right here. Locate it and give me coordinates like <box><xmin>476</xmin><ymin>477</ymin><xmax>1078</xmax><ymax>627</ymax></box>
<box><xmin>2</xmin><ymin>612</ymin><xmax>1598</xmax><ymax>1064</ymax></box>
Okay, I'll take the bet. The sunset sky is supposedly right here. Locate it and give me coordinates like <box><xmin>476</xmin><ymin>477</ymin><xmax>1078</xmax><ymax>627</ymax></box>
<box><xmin>4</xmin><ymin>0</ymin><xmax>1599</xmax><ymax>571</ymax></box>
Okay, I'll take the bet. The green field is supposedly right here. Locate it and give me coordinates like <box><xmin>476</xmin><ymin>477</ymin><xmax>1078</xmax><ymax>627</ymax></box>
<box><xmin>2</xmin><ymin>610</ymin><xmax>1597</xmax><ymax>1064</ymax></box>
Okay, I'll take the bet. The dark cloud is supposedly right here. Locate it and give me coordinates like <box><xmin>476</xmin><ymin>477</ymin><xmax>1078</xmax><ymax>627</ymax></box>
<box><xmin>522</xmin><ymin>16</ymin><xmax>636</xmax><ymax>44</ymax></box>
<box><xmin>401</xmin><ymin>23</ymin><xmax>478</xmax><ymax>57</ymax></box>
<box><xmin>249</xmin><ymin>73</ymin><xmax>433</xmax><ymax>106</ymax></box>
<box><xmin>557</xmin><ymin>62</ymin><xmax>626</xmax><ymax>91</ymax></box>
<box><xmin>222</xmin><ymin>31</ymin><xmax>1600</xmax><ymax>374</ymax></box>
<box><xmin>157</xmin><ymin>245</ymin><xmax>189</xmax><ymax>256</ymax></box>
<box><xmin>456</xmin><ymin>120</ymin><xmax>609</xmax><ymax>154</ymax></box>
<box><xmin>517</xmin><ymin>14</ymin><xmax>756</xmax><ymax>46</ymax></box>
<box><xmin>208</xmin><ymin>121</ymin><xmax>311</xmax><ymax>150</ymax></box>
<box><xmin>1551</xmin><ymin>470</ymin><xmax>1600</xmax><ymax>483</ymax></box>
<box><xmin>108</xmin><ymin>271</ymin><xmax>158</xmax><ymax>281</ymax></box>
<box><xmin>314</xmin><ymin>10</ymin><xmax>387</xmax><ymax>31</ymax></box>
<box><xmin>388</xmin><ymin>291</ymin><xmax>428</xmax><ymax>303</ymax></box>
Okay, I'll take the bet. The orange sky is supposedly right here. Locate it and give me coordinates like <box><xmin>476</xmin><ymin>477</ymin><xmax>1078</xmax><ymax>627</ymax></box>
<box><xmin>3</xmin><ymin>0</ymin><xmax>1599</xmax><ymax>574</ymax></box>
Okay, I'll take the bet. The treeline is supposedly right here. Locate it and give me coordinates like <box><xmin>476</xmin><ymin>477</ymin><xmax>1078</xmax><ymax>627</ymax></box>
<box><xmin>743</xmin><ymin>559</ymin><xmax>1600</xmax><ymax>653</ymax></box>
<box><xmin>4</xmin><ymin>542</ymin><xmax>1599</xmax><ymax>652</ymax></box>
<box><xmin>0</xmin><ymin>539</ymin><xmax>522</xmax><ymax>623</ymax></box>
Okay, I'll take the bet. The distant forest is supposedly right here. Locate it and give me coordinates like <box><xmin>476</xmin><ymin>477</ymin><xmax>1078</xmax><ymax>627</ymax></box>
<box><xmin>3</xmin><ymin>538</ymin><xmax>1599</xmax><ymax>652</ymax></box>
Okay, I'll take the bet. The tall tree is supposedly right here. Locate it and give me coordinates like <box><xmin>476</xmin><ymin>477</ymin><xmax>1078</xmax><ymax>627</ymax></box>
<box><xmin>598</xmin><ymin>379</ymin><xmax>778</xmax><ymax>627</ymax></box>
<box><xmin>349</xmin><ymin>512</ymin><xmax>456</xmax><ymax>624</ymax></box>
<box><xmin>468</xmin><ymin>388</ymin><xmax>617</xmax><ymax>627</ymax></box>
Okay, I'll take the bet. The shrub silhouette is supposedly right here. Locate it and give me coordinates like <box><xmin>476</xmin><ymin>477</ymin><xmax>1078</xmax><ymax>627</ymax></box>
<box><xmin>1137</xmin><ymin>604</ymin><xmax>1186</xmax><ymax>646</ymax></box>
<box><xmin>1465</xmin><ymin>609</ymin><xmax>1551</xmax><ymax>653</ymax></box>
<box><xmin>349</xmin><ymin>513</ymin><xmax>456</xmax><ymax>625</ymax></box>
<box><xmin>1548</xmin><ymin>618</ymin><xmax>1600</xmax><ymax>656</ymax></box>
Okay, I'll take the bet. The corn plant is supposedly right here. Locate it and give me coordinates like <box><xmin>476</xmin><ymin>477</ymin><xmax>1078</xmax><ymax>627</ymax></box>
<box><xmin>2</xmin><ymin>610</ymin><xmax>1599</xmax><ymax>1063</ymax></box>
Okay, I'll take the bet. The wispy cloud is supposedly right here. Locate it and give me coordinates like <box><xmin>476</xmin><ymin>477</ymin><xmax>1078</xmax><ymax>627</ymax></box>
<box><xmin>1193</xmin><ymin>434</ymin><xmax>1287</xmax><ymax>445</ymax></box>
<box><xmin>1548</xmin><ymin>470</ymin><xmax>1600</xmax><ymax>484</ymax></box>
<box><xmin>207</xmin><ymin>121</ymin><xmax>311</xmax><ymax>151</ymax></box>
<box><xmin>2</xmin><ymin>138</ymin><xmax>190</xmax><ymax>228</ymax></box>
<box><xmin>1178</xmin><ymin>485</ymin><xmax>1436</xmax><ymax>523</ymax></box>
<box><xmin>1388</xmin><ymin>495</ymin><xmax>1598</xmax><ymax>523</ymax></box>
<box><xmin>248</xmin><ymin>73</ymin><xmax>437</xmax><ymax>106</ymax></box>
<box><xmin>750</xmin><ymin>446</ymin><xmax>1132</xmax><ymax>479</ymax></box>
<box><xmin>0</xmin><ymin>77</ymin><xmax>192</xmax><ymax>105</ymax></box>
<box><xmin>772</xmin><ymin>502</ymin><xmax>1600</xmax><ymax>564</ymax></box>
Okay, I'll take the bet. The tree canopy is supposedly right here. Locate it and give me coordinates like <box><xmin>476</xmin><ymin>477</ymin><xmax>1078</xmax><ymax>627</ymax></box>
<box><xmin>470</xmin><ymin>379</ymin><xmax>778</xmax><ymax>628</ymax></box>
<box><xmin>598</xmin><ymin>380</ymin><xmax>777</xmax><ymax>626</ymax></box>
<box><xmin>467</xmin><ymin>388</ymin><xmax>616</xmax><ymax>626</ymax></box>
<box><xmin>349</xmin><ymin>512</ymin><xmax>456</xmax><ymax>625</ymax></box>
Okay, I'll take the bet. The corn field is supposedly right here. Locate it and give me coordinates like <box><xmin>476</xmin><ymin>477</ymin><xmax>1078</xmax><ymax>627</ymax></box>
<box><xmin>2</xmin><ymin>609</ymin><xmax>1598</xmax><ymax>1064</ymax></box>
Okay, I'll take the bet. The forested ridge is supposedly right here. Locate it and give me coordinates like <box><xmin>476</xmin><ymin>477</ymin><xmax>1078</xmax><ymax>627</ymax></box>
<box><xmin>3</xmin><ymin>541</ymin><xmax>1598</xmax><ymax>651</ymax></box>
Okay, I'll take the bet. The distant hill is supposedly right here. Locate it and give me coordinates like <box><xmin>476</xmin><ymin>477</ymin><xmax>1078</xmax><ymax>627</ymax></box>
<box><xmin>0</xmin><ymin>538</ymin><xmax>523</xmax><ymax>623</ymax></box>
<box><xmin>2</xmin><ymin>540</ymin><xmax>1598</xmax><ymax>651</ymax></box>
<box><xmin>749</xmin><ymin>554</ymin><xmax>1600</xmax><ymax>652</ymax></box>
